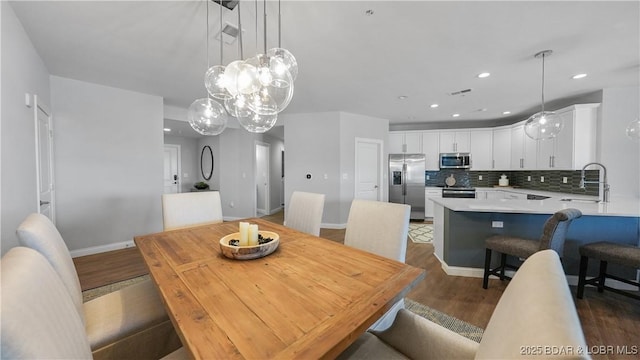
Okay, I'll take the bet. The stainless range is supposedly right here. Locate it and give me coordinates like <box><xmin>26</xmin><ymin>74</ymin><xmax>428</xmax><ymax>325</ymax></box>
<box><xmin>442</xmin><ymin>187</ymin><xmax>476</xmax><ymax>198</ymax></box>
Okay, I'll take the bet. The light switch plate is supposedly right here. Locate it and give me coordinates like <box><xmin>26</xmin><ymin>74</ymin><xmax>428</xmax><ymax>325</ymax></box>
<box><xmin>492</xmin><ymin>221</ymin><xmax>504</xmax><ymax>228</ymax></box>
<box><xmin>540</xmin><ymin>176</ymin><xmax>545</xmax><ymax>183</ymax></box>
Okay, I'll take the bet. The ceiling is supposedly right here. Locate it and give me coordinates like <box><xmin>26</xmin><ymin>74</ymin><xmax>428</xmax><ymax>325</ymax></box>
<box><xmin>9</xmin><ymin>1</ymin><xmax>640</xmax><ymax>137</ymax></box>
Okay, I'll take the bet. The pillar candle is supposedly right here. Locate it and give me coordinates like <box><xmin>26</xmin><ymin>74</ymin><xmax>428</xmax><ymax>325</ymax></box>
<box><xmin>239</xmin><ymin>222</ymin><xmax>249</xmax><ymax>246</ymax></box>
<box><xmin>248</xmin><ymin>224</ymin><xmax>259</xmax><ymax>246</ymax></box>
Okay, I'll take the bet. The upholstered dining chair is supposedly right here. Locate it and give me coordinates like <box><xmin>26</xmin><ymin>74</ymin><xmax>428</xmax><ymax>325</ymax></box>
<box><xmin>338</xmin><ymin>250</ymin><xmax>589</xmax><ymax>360</ymax></box>
<box><xmin>16</xmin><ymin>213</ymin><xmax>179</xmax><ymax>358</ymax></box>
<box><xmin>482</xmin><ymin>208</ymin><xmax>582</xmax><ymax>289</ymax></box>
<box><xmin>284</xmin><ymin>191</ymin><xmax>325</xmax><ymax>236</ymax></box>
<box><xmin>344</xmin><ymin>199</ymin><xmax>411</xmax><ymax>331</ymax></box>
<box><xmin>0</xmin><ymin>247</ymin><xmax>186</xmax><ymax>360</ymax></box>
<box><xmin>161</xmin><ymin>191</ymin><xmax>223</xmax><ymax>231</ymax></box>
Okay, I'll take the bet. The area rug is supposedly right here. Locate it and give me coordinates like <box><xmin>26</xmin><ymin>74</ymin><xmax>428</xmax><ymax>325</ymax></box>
<box><xmin>405</xmin><ymin>298</ymin><xmax>484</xmax><ymax>343</ymax></box>
<box><xmin>82</xmin><ymin>274</ymin><xmax>150</xmax><ymax>302</ymax></box>
<box><xmin>408</xmin><ymin>223</ymin><xmax>433</xmax><ymax>243</ymax></box>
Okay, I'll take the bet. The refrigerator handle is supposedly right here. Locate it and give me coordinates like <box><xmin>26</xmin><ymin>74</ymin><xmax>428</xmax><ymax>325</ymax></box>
<box><xmin>402</xmin><ymin>163</ymin><xmax>407</xmax><ymax>196</ymax></box>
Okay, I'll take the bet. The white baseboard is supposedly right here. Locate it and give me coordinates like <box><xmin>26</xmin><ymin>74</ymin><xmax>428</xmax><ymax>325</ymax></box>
<box><xmin>320</xmin><ymin>222</ymin><xmax>347</xmax><ymax>229</ymax></box>
<box><xmin>269</xmin><ymin>206</ymin><xmax>283</xmax><ymax>215</ymax></box>
<box><xmin>438</xmin><ymin>259</ymin><xmax>639</xmax><ymax>291</ymax></box>
<box><xmin>70</xmin><ymin>240</ymin><xmax>135</xmax><ymax>258</ymax></box>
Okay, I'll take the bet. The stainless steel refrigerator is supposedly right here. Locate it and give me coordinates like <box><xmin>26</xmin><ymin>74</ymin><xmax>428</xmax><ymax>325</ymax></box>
<box><xmin>389</xmin><ymin>154</ymin><xmax>426</xmax><ymax>219</ymax></box>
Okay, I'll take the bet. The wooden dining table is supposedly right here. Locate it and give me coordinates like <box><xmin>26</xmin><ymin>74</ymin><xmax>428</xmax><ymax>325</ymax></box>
<box><xmin>134</xmin><ymin>218</ymin><xmax>425</xmax><ymax>360</ymax></box>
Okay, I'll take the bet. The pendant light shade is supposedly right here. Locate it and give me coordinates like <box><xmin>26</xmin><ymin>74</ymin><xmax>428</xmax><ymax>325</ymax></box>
<box><xmin>524</xmin><ymin>50</ymin><xmax>563</xmax><ymax>140</ymax></box>
<box><xmin>237</xmin><ymin>108</ymin><xmax>278</xmax><ymax>133</ymax></box>
<box><xmin>626</xmin><ymin>118</ymin><xmax>640</xmax><ymax>140</ymax></box>
<box><xmin>188</xmin><ymin>98</ymin><xmax>227</xmax><ymax>136</ymax></box>
<box><xmin>267</xmin><ymin>47</ymin><xmax>298</xmax><ymax>82</ymax></box>
<box><xmin>205</xmin><ymin>65</ymin><xmax>231</xmax><ymax>100</ymax></box>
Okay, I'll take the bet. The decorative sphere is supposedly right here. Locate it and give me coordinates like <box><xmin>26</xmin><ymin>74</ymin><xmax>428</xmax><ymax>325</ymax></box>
<box><xmin>626</xmin><ymin>118</ymin><xmax>640</xmax><ymax>140</ymax></box>
<box><xmin>237</xmin><ymin>108</ymin><xmax>278</xmax><ymax>133</ymax></box>
<box><xmin>524</xmin><ymin>111</ymin><xmax>563</xmax><ymax>140</ymax></box>
<box><xmin>223</xmin><ymin>60</ymin><xmax>244</xmax><ymax>96</ymax></box>
<box><xmin>235</xmin><ymin>62</ymin><xmax>259</xmax><ymax>94</ymax></box>
<box><xmin>187</xmin><ymin>98</ymin><xmax>227</xmax><ymax>136</ymax></box>
<box><xmin>267</xmin><ymin>47</ymin><xmax>298</xmax><ymax>81</ymax></box>
<box><xmin>205</xmin><ymin>65</ymin><xmax>232</xmax><ymax>100</ymax></box>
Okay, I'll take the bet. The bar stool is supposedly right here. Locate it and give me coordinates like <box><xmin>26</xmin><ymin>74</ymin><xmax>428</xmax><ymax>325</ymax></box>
<box><xmin>577</xmin><ymin>241</ymin><xmax>640</xmax><ymax>300</ymax></box>
<box><xmin>483</xmin><ymin>208</ymin><xmax>582</xmax><ymax>289</ymax></box>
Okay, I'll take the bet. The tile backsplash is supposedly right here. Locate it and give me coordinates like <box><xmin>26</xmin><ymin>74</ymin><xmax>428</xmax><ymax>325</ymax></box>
<box><xmin>426</xmin><ymin>169</ymin><xmax>600</xmax><ymax>196</ymax></box>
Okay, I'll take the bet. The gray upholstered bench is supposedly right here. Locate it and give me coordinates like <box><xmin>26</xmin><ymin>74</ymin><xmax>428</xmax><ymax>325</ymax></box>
<box><xmin>577</xmin><ymin>241</ymin><xmax>640</xmax><ymax>300</ymax></box>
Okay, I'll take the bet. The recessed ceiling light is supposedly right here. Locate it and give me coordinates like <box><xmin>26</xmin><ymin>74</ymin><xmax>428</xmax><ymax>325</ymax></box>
<box><xmin>397</xmin><ymin>95</ymin><xmax>408</xmax><ymax>100</ymax></box>
<box><xmin>430</xmin><ymin>104</ymin><xmax>439</xmax><ymax>108</ymax></box>
<box><xmin>502</xmin><ymin>111</ymin><xmax>511</xmax><ymax>115</ymax></box>
<box><xmin>163</xmin><ymin>128</ymin><xmax>171</xmax><ymax>132</ymax></box>
<box><xmin>452</xmin><ymin>113</ymin><xmax>460</xmax><ymax>118</ymax></box>
<box><xmin>477</xmin><ymin>72</ymin><xmax>490</xmax><ymax>78</ymax></box>
<box><xmin>572</xmin><ymin>73</ymin><xmax>587</xmax><ymax>79</ymax></box>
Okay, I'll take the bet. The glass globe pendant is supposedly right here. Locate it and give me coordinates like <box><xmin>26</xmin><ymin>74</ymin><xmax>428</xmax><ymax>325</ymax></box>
<box><xmin>205</xmin><ymin>65</ymin><xmax>232</xmax><ymax>100</ymax></box>
<box><xmin>524</xmin><ymin>111</ymin><xmax>563</xmax><ymax>140</ymax></box>
<box><xmin>224</xmin><ymin>93</ymin><xmax>252</xmax><ymax>118</ymax></box>
<box><xmin>626</xmin><ymin>118</ymin><xmax>640</xmax><ymax>140</ymax></box>
<box><xmin>267</xmin><ymin>47</ymin><xmax>298</xmax><ymax>82</ymax></box>
<box><xmin>524</xmin><ymin>50</ymin><xmax>563</xmax><ymax>140</ymax></box>
<box><xmin>187</xmin><ymin>98</ymin><xmax>227</xmax><ymax>136</ymax></box>
<box><xmin>237</xmin><ymin>108</ymin><xmax>278</xmax><ymax>133</ymax></box>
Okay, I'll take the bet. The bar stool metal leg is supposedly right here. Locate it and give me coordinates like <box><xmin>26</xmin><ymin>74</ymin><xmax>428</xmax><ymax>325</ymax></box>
<box><xmin>483</xmin><ymin>248</ymin><xmax>492</xmax><ymax>289</ymax></box>
<box><xmin>499</xmin><ymin>253</ymin><xmax>507</xmax><ymax>280</ymax></box>
<box><xmin>597</xmin><ymin>260</ymin><xmax>607</xmax><ymax>293</ymax></box>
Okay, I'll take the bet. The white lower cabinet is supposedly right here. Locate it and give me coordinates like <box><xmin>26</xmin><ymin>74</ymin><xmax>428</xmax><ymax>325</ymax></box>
<box><xmin>425</xmin><ymin>187</ymin><xmax>442</xmax><ymax>218</ymax></box>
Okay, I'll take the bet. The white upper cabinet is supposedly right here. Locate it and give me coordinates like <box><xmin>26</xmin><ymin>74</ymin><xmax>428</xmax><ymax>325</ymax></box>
<box><xmin>421</xmin><ymin>131</ymin><xmax>440</xmax><ymax>170</ymax></box>
<box><xmin>439</xmin><ymin>131</ymin><xmax>470</xmax><ymax>153</ymax></box>
<box><xmin>492</xmin><ymin>126</ymin><xmax>512</xmax><ymax>170</ymax></box>
<box><xmin>511</xmin><ymin>124</ymin><xmax>537</xmax><ymax>170</ymax></box>
<box><xmin>537</xmin><ymin>104</ymin><xmax>599</xmax><ymax>170</ymax></box>
<box><xmin>389</xmin><ymin>132</ymin><xmax>422</xmax><ymax>153</ymax></box>
<box><xmin>469</xmin><ymin>129</ymin><xmax>493</xmax><ymax>170</ymax></box>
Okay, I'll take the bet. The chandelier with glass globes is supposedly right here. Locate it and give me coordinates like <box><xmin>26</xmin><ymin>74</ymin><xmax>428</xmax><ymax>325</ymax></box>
<box><xmin>188</xmin><ymin>0</ymin><xmax>297</xmax><ymax>136</ymax></box>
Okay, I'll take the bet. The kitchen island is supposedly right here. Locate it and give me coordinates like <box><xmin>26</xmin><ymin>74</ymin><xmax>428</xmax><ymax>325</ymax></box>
<box><xmin>430</xmin><ymin>193</ymin><xmax>640</xmax><ymax>284</ymax></box>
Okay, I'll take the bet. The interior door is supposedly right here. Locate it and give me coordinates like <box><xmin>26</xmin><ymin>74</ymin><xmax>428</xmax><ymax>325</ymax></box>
<box><xmin>35</xmin><ymin>96</ymin><xmax>55</xmax><ymax>222</ymax></box>
<box><xmin>355</xmin><ymin>138</ymin><xmax>383</xmax><ymax>201</ymax></box>
<box><xmin>163</xmin><ymin>145</ymin><xmax>180</xmax><ymax>193</ymax></box>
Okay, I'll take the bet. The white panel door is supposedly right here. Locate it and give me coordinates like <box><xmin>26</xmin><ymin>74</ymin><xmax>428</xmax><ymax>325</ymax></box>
<box><xmin>163</xmin><ymin>145</ymin><xmax>180</xmax><ymax>193</ymax></box>
<box><xmin>35</xmin><ymin>96</ymin><xmax>55</xmax><ymax>222</ymax></box>
<box><xmin>355</xmin><ymin>138</ymin><xmax>383</xmax><ymax>201</ymax></box>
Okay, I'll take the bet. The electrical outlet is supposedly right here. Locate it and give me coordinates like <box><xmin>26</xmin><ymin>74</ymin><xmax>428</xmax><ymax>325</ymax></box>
<box><xmin>527</xmin><ymin>176</ymin><xmax>531</xmax><ymax>181</ymax></box>
<box><xmin>426</xmin><ymin>175</ymin><xmax>430</xmax><ymax>180</ymax></box>
<box><xmin>563</xmin><ymin>177</ymin><xmax>568</xmax><ymax>184</ymax></box>
<box><xmin>540</xmin><ymin>176</ymin><xmax>545</xmax><ymax>183</ymax></box>
<box><xmin>478</xmin><ymin>175</ymin><xmax>483</xmax><ymax>180</ymax></box>
<box><xmin>492</xmin><ymin>221</ymin><xmax>504</xmax><ymax>228</ymax></box>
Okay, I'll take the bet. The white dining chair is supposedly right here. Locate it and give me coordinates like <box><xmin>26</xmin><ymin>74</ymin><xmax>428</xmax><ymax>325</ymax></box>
<box><xmin>344</xmin><ymin>199</ymin><xmax>411</xmax><ymax>331</ymax></box>
<box><xmin>161</xmin><ymin>191</ymin><xmax>223</xmax><ymax>231</ymax></box>
<box><xmin>285</xmin><ymin>191</ymin><xmax>325</xmax><ymax>236</ymax></box>
<box><xmin>16</xmin><ymin>213</ymin><xmax>178</xmax><ymax>358</ymax></box>
<box><xmin>1</xmin><ymin>247</ymin><xmax>187</xmax><ymax>360</ymax></box>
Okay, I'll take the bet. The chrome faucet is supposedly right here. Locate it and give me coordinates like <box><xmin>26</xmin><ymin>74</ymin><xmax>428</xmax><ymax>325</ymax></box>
<box><xmin>579</xmin><ymin>162</ymin><xmax>609</xmax><ymax>203</ymax></box>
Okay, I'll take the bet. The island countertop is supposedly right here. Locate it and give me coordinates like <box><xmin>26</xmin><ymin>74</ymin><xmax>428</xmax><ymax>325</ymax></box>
<box><xmin>430</xmin><ymin>195</ymin><xmax>640</xmax><ymax>217</ymax></box>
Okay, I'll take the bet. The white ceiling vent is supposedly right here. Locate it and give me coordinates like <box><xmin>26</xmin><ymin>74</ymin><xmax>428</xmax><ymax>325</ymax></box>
<box><xmin>449</xmin><ymin>88</ymin><xmax>472</xmax><ymax>96</ymax></box>
<box><xmin>216</xmin><ymin>23</ymin><xmax>240</xmax><ymax>44</ymax></box>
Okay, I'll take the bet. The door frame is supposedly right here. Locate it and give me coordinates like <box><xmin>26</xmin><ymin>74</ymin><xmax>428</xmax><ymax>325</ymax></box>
<box><xmin>34</xmin><ymin>95</ymin><xmax>56</xmax><ymax>223</ymax></box>
<box><xmin>354</xmin><ymin>137</ymin><xmax>384</xmax><ymax>201</ymax></box>
<box><xmin>254</xmin><ymin>141</ymin><xmax>270</xmax><ymax>216</ymax></box>
<box><xmin>164</xmin><ymin>144</ymin><xmax>182</xmax><ymax>193</ymax></box>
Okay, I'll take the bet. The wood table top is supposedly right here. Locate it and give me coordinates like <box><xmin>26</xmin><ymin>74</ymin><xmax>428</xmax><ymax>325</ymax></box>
<box><xmin>134</xmin><ymin>218</ymin><xmax>425</xmax><ymax>359</ymax></box>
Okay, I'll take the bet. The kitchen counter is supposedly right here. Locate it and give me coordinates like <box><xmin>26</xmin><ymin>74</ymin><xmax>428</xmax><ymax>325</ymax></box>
<box><xmin>431</xmin><ymin>195</ymin><xmax>640</xmax><ymax>217</ymax></box>
<box><xmin>429</xmin><ymin>191</ymin><xmax>639</xmax><ymax>282</ymax></box>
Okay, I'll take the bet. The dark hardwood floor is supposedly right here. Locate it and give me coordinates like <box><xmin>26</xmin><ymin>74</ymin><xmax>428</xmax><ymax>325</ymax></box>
<box><xmin>74</xmin><ymin>212</ymin><xmax>640</xmax><ymax>359</ymax></box>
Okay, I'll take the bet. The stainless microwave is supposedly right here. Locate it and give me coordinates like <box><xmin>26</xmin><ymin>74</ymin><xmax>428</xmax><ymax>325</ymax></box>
<box><xmin>439</xmin><ymin>153</ymin><xmax>471</xmax><ymax>169</ymax></box>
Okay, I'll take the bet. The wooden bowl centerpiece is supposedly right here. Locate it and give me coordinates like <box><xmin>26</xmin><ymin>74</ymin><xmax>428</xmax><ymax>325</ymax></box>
<box><xmin>219</xmin><ymin>230</ymin><xmax>279</xmax><ymax>260</ymax></box>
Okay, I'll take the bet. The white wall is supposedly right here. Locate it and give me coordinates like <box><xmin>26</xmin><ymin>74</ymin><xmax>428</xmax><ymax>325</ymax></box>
<box><xmin>264</xmin><ymin>133</ymin><xmax>284</xmax><ymax>214</ymax></box>
<box><xmin>283</xmin><ymin>111</ymin><xmax>389</xmax><ymax>227</ymax></box>
<box><xmin>1</xmin><ymin>2</ymin><xmax>51</xmax><ymax>254</ymax></box>
<box><xmin>50</xmin><ymin>76</ymin><xmax>164</xmax><ymax>254</ymax></box>
<box><xmin>164</xmin><ymin>135</ymin><xmax>199</xmax><ymax>193</ymax></box>
<box><xmin>599</xmin><ymin>86</ymin><xmax>640</xmax><ymax>199</ymax></box>
<box><xmin>283</xmin><ymin>112</ymin><xmax>342</xmax><ymax>225</ymax></box>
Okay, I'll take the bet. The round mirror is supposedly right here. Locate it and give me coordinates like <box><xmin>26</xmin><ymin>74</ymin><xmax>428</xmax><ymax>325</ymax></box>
<box><xmin>201</xmin><ymin>145</ymin><xmax>214</xmax><ymax>180</ymax></box>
